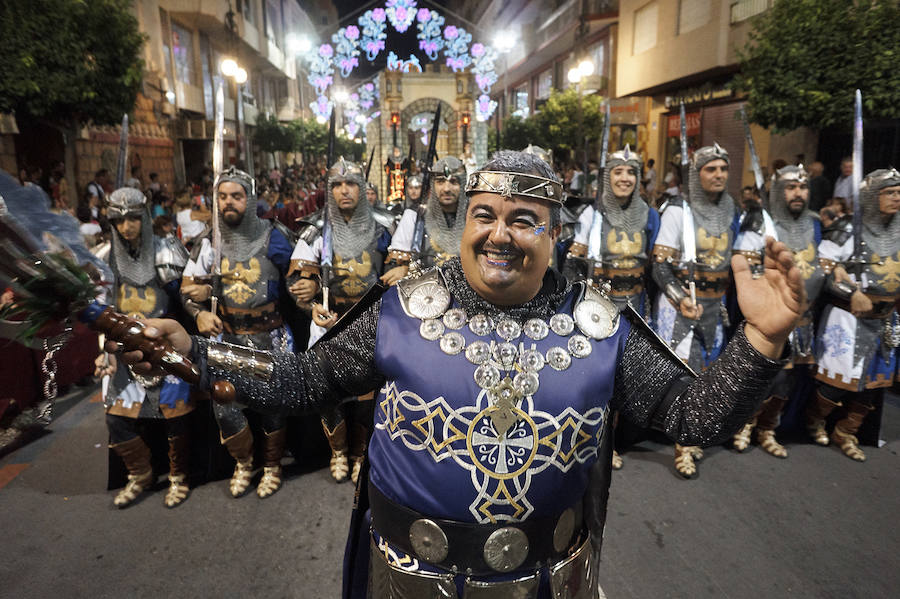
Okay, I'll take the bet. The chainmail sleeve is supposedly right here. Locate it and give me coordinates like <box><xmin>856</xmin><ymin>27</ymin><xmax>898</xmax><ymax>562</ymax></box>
<box><xmin>613</xmin><ymin>320</ymin><xmax>784</xmax><ymax>446</ymax></box>
<box><xmin>192</xmin><ymin>300</ymin><xmax>384</xmax><ymax>416</ymax></box>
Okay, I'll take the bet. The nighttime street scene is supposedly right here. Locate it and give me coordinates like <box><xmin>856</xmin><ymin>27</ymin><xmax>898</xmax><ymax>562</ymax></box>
<box><xmin>1</xmin><ymin>1</ymin><xmax>899</xmax><ymax>598</ymax></box>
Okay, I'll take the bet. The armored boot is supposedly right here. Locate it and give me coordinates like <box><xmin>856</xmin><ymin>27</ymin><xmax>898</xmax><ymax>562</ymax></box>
<box><xmin>257</xmin><ymin>428</ymin><xmax>286</xmax><ymax>498</ymax></box>
<box><xmin>674</xmin><ymin>444</ymin><xmax>702</xmax><ymax>478</ymax></box>
<box><xmin>732</xmin><ymin>419</ymin><xmax>755</xmax><ymax>452</ymax></box>
<box><xmin>755</xmin><ymin>396</ymin><xmax>788</xmax><ymax>458</ymax></box>
<box><xmin>322</xmin><ymin>420</ymin><xmax>349</xmax><ymax>483</ymax></box>
<box><xmin>831</xmin><ymin>401</ymin><xmax>872</xmax><ymax>462</ymax></box>
<box><xmin>806</xmin><ymin>392</ymin><xmax>840</xmax><ymax>446</ymax></box>
<box><xmin>110</xmin><ymin>436</ymin><xmax>154</xmax><ymax>508</ymax></box>
<box><xmin>222</xmin><ymin>426</ymin><xmax>254</xmax><ymax>497</ymax></box>
<box><xmin>164</xmin><ymin>435</ymin><xmax>190</xmax><ymax>508</ymax></box>
<box><xmin>349</xmin><ymin>423</ymin><xmax>369</xmax><ymax>485</ymax></box>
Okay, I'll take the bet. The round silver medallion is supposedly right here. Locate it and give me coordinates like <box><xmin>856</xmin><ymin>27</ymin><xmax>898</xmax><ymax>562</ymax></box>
<box><xmin>524</xmin><ymin>318</ymin><xmax>549</xmax><ymax>340</ymax></box>
<box><xmin>552</xmin><ymin>509</ymin><xmax>576</xmax><ymax>553</ymax></box>
<box><xmin>483</xmin><ymin>527</ymin><xmax>529</xmax><ymax>573</ymax></box>
<box><xmin>568</xmin><ymin>334</ymin><xmax>592</xmax><ymax>359</ymax></box>
<box><xmin>409</xmin><ymin>518</ymin><xmax>449</xmax><ymax>563</ymax></box>
<box><xmin>546</xmin><ymin>347</ymin><xmax>572</xmax><ymax>371</ymax></box>
<box><xmin>518</xmin><ymin>348</ymin><xmax>545</xmax><ymax>373</ymax></box>
<box><xmin>474</xmin><ymin>364</ymin><xmax>501</xmax><ymax>389</ymax></box>
<box><xmin>549</xmin><ymin>313</ymin><xmax>575</xmax><ymax>337</ymax></box>
<box><xmin>439</xmin><ymin>332</ymin><xmax>465</xmax><ymax>355</ymax></box>
<box><xmin>419</xmin><ymin>319</ymin><xmax>444</xmax><ymax>341</ymax></box>
<box><xmin>469</xmin><ymin>314</ymin><xmax>494</xmax><ymax>336</ymax></box>
<box><xmin>513</xmin><ymin>371</ymin><xmax>539</xmax><ymax>396</ymax></box>
<box><xmin>407</xmin><ymin>281</ymin><xmax>452</xmax><ymax>320</ymax></box>
<box><xmin>574</xmin><ymin>299</ymin><xmax>617</xmax><ymax>340</ymax></box>
<box><xmin>442</xmin><ymin>308</ymin><xmax>467</xmax><ymax>330</ymax></box>
<box><xmin>496</xmin><ymin>319</ymin><xmax>522</xmax><ymax>341</ymax></box>
<box><xmin>466</xmin><ymin>340</ymin><xmax>492</xmax><ymax>365</ymax></box>
<box><xmin>493</xmin><ymin>342</ymin><xmax>518</xmax><ymax>368</ymax></box>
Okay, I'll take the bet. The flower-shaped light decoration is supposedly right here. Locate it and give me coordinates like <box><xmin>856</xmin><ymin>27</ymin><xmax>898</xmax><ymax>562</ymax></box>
<box><xmin>416</xmin><ymin>9</ymin><xmax>445</xmax><ymax>61</ymax></box>
<box><xmin>332</xmin><ymin>26</ymin><xmax>361</xmax><ymax>78</ymax></box>
<box><xmin>475</xmin><ymin>94</ymin><xmax>497</xmax><ymax>122</ymax></box>
<box><xmin>307</xmin><ymin>44</ymin><xmax>335</xmax><ymax>95</ymax></box>
<box><xmin>386</xmin><ymin>0</ymin><xmax>417</xmax><ymax>33</ymax></box>
<box><xmin>472</xmin><ymin>43</ymin><xmax>499</xmax><ymax>93</ymax></box>
<box><xmin>359</xmin><ymin>81</ymin><xmax>377</xmax><ymax>111</ymax></box>
<box><xmin>386</xmin><ymin>51</ymin><xmax>403</xmax><ymax>71</ymax></box>
<box><xmin>359</xmin><ymin>9</ymin><xmax>387</xmax><ymax>61</ymax></box>
<box><xmin>310</xmin><ymin>95</ymin><xmax>333</xmax><ymax>121</ymax></box>
<box><xmin>443</xmin><ymin>25</ymin><xmax>472</xmax><ymax>72</ymax></box>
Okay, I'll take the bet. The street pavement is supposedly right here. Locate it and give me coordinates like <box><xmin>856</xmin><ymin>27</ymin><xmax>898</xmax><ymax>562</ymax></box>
<box><xmin>0</xmin><ymin>384</ymin><xmax>897</xmax><ymax>599</ymax></box>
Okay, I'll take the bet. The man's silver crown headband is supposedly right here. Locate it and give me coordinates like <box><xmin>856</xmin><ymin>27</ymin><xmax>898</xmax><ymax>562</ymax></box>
<box><xmin>328</xmin><ymin>156</ymin><xmax>363</xmax><ymax>180</ymax></box>
<box><xmin>776</xmin><ymin>164</ymin><xmax>808</xmax><ymax>184</ymax></box>
<box><xmin>465</xmin><ymin>171</ymin><xmax>564</xmax><ymax>205</ymax></box>
<box><xmin>693</xmin><ymin>142</ymin><xmax>729</xmax><ymax>168</ymax></box>
<box><xmin>861</xmin><ymin>167</ymin><xmax>900</xmax><ymax>191</ymax></box>
<box><xmin>608</xmin><ymin>144</ymin><xmax>642</xmax><ymax>168</ymax></box>
<box><xmin>215</xmin><ymin>165</ymin><xmax>256</xmax><ymax>197</ymax></box>
<box><xmin>107</xmin><ymin>187</ymin><xmax>147</xmax><ymax>219</ymax></box>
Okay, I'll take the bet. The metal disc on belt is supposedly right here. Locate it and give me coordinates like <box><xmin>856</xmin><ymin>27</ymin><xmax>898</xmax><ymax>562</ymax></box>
<box><xmin>409</xmin><ymin>518</ymin><xmax>449</xmax><ymax>563</ymax></box>
<box><xmin>483</xmin><ymin>527</ymin><xmax>529</xmax><ymax>573</ymax></box>
<box><xmin>553</xmin><ymin>508</ymin><xmax>576</xmax><ymax>553</ymax></box>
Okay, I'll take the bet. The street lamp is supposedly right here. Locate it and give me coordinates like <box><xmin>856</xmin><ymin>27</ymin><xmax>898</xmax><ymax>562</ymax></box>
<box><xmin>221</xmin><ymin>58</ymin><xmax>250</xmax><ymax>174</ymax></box>
<box><xmin>568</xmin><ymin>58</ymin><xmax>596</xmax><ymax>197</ymax></box>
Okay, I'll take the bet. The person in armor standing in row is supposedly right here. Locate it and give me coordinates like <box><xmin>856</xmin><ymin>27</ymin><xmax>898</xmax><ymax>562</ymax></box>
<box><xmin>731</xmin><ymin>166</ymin><xmax>825</xmax><ymax>457</ymax></box>
<box><xmin>94</xmin><ymin>187</ymin><xmax>193</xmax><ymax>508</ymax></box>
<box><xmin>809</xmin><ymin>168</ymin><xmax>900</xmax><ymax>461</ymax></box>
<box><xmin>651</xmin><ymin>143</ymin><xmax>739</xmax><ymax>477</ymax></box>
<box><xmin>180</xmin><ymin>166</ymin><xmax>295</xmax><ymax>498</ymax></box>
<box><xmin>384</xmin><ymin>146</ymin><xmax>409</xmax><ymax>210</ymax></box>
<box><xmin>288</xmin><ymin>158</ymin><xmax>394</xmax><ymax>483</ymax></box>
<box><xmin>404</xmin><ymin>174</ymin><xmax>423</xmax><ymax>211</ymax></box>
<box><xmin>386</xmin><ymin>156</ymin><xmax>468</xmax><ymax>276</ymax></box>
<box><xmin>563</xmin><ymin>146</ymin><xmax>660</xmax><ymax>469</ymax></box>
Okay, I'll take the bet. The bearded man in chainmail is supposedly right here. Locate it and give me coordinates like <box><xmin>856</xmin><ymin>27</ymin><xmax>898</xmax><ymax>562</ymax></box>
<box><xmin>385</xmin><ymin>156</ymin><xmax>468</xmax><ymax>278</ymax></box>
<box><xmin>287</xmin><ymin>157</ymin><xmax>393</xmax><ymax>483</ymax></box>
<box><xmin>180</xmin><ymin>166</ymin><xmax>295</xmax><ymax>498</ymax></box>
<box><xmin>94</xmin><ymin>187</ymin><xmax>193</xmax><ymax>508</ymax></box>
<box><xmin>116</xmin><ymin>149</ymin><xmax>805</xmax><ymax>598</ymax></box>
<box><xmin>404</xmin><ymin>174</ymin><xmax>423</xmax><ymax>210</ymax></box>
<box><xmin>731</xmin><ymin>166</ymin><xmax>826</xmax><ymax>458</ymax></box>
<box><xmin>563</xmin><ymin>146</ymin><xmax>660</xmax><ymax>469</ymax></box>
<box><xmin>651</xmin><ymin>143</ymin><xmax>740</xmax><ymax>477</ymax></box>
<box><xmin>809</xmin><ymin>168</ymin><xmax>900</xmax><ymax>462</ymax></box>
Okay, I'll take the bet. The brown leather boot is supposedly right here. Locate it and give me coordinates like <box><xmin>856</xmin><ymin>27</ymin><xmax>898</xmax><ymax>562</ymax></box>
<box><xmin>831</xmin><ymin>401</ymin><xmax>872</xmax><ymax>462</ymax></box>
<box><xmin>257</xmin><ymin>428</ymin><xmax>286</xmax><ymax>498</ymax></box>
<box><xmin>222</xmin><ymin>426</ymin><xmax>254</xmax><ymax>497</ymax></box>
<box><xmin>110</xmin><ymin>435</ymin><xmax>154</xmax><ymax>508</ymax></box>
<box><xmin>756</xmin><ymin>396</ymin><xmax>788</xmax><ymax>458</ymax></box>
<box><xmin>165</xmin><ymin>435</ymin><xmax>190</xmax><ymax>508</ymax></box>
<box><xmin>349</xmin><ymin>423</ymin><xmax>369</xmax><ymax>485</ymax></box>
<box><xmin>806</xmin><ymin>392</ymin><xmax>840</xmax><ymax>446</ymax></box>
<box><xmin>322</xmin><ymin>420</ymin><xmax>349</xmax><ymax>483</ymax></box>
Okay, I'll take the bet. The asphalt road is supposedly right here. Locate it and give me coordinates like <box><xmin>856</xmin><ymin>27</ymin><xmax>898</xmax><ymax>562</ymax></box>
<box><xmin>1</xmin><ymin>385</ymin><xmax>897</xmax><ymax>599</ymax></box>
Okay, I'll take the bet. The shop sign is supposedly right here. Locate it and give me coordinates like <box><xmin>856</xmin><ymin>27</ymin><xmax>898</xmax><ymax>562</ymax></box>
<box><xmin>667</xmin><ymin>112</ymin><xmax>701</xmax><ymax>137</ymax></box>
<box><xmin>665</xmin><ymin>83</ymin><xmax>735</xmax><ymax>108</ymax></box>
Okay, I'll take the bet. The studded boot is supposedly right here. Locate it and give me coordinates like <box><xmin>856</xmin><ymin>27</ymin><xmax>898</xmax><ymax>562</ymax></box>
<box><xmin>222</xmin><ymin>426</ymin><xmax>254</xmax><ymax>497</ymax></box>
<box><xmin>732</xmin><ymin>419</ymin><xmax>755</xmax><ymax>452</ymax></box>
<box><xmin>110</xmin><ymin>436</ymin><xmax>154</xmax><ymax>508</ymax></box>
<box><xmin>806</xmin><ymin>392</ymin><xmax>840</xmax><ymax>446</ymax></box>
<box><xmin>322</xmin><ymin>420</ymin><xmax>349</xmax><ymax>483</ymax></box>
<box><xmin>257</xmin><ymin>428</ymin><xmax>286</xmax><ymax>498</ymax></box>
<box><xmin>674</xmin><ymin>444</ymin><xmax>702</xmax><ymax>478</ymax></box>
<box><xmin>831</xmin><ymin>401</ymin><xmax>872</xmax><ymax>462</ymax></box>
<box><xmin>755</xmin><ymin>396</ymin><xmax>788</xmax><ymax>458</ymax></box>
<box><xmin>165</xmin><ymin>434</ymin><xmax>190</xmax><ymax>508</ymax></box>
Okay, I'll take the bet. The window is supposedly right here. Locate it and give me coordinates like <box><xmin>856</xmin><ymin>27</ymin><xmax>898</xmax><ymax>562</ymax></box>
<box><xmin>587</xmin><ymin>41</ymin><xmax>605</xmax><ymax>78</ymax></box>
<box><xmin>536</xmin><ymin>69</ymin><xmax>553</xmax><ymax>100</ymax></box>
<box><xmin>171</xmin><ymin>22</ymin><xmax>195</xmax><ymax>85</ymax></box>
<box><xmin>632</xmin><ymin>2</ymin><xmax>658</xmax><ymax>55</ymax></box>
<box><xmin>266</xmin><ymin>0</ymin><xmax>282</xmax><ymax>46</ymax></box>
<box><xmin>240</xmin><ymin>0</ymin><xmax>254</xmax><ymax>25</ymax></box>
<box><xmin>512</xmin><ymin>84</ymin><xmax>529</xmax><ymax>118</ymax></box>
<box><xmin>678</xmin><ymin>0</ymin><xmax>711</xmax><ymax>35</ymax></box>
<box><xmin>200</xmin><ymin>34</ymin><xmax>213</xmax><ymax>120</ymax></box>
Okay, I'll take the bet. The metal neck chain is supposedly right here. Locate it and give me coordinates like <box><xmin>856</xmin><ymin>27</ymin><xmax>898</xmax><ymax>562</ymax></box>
<box><xmin>36</xmin><ymin>323</ymin><xmax>73</xmax><ymax>425</ymax></box>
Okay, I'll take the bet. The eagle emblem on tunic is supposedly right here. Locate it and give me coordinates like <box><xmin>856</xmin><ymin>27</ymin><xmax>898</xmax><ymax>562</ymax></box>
<box><xmin>607</xmin><ymin>230</ymin><xmax>642</xmax><ymax>268</ymax></box>
<box><xmin>221</xmin><ymin>257</ymin><xmax>261</xmax><ymax>305</ymax></box>
<box><xmin>794</xmin><ymin>243</ymin><xmax>817</xmax><ymax>280</ymax></box>
<box><xmin>334</xmin><ymin>251</ymin><xmax>373</xmax><ymax>297</ymax></box>
<box><xmin>870</xmin><ymin>252</ymin><xmax>900</xmax><ymax>293</ymax></box>
<box><xmin>696</xmin><ymin>228</ymin><xmax>729</xmax><ymax>268</ymax></box>
<box><xmin>118</xmin><ymin>285</ymin><xmax>157</xmax><ymax>319</ymax></box>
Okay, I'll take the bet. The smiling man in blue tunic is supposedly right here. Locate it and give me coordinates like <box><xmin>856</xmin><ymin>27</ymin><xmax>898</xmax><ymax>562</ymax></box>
<box><xmin>117</xmin><ymin>150</ymin><xmax>804</xmax><ymax>599</ymax></box>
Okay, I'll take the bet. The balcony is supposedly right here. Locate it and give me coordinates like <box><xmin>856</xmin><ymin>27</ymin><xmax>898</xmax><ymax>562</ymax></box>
<box><xmin>730</xmin><ymin>0</ymin><xmax>772</xmax><ymax>24</ymax></box>
<box><xmin>534</xmin><ymin>0</ymin><xmax>618</xmax><ymax>50</ymax></box>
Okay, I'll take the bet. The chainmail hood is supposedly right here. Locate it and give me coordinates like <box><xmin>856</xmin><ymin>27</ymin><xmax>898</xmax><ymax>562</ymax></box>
<box><xmin>602</xmin><ymin>145</ymin><xmax>647</xmax><ymax>233</ymax></box>
<box><xmin>327</xmin><ymin>157</ymin><xmax>377</xmax><ymax>259</ymax></box>
<box><xmin>108</xmin><ymin>187</ymin><xmax>155</xmax><ymax>286</ymax></box>
<box><xmin>770</xmin><ymin>165</ymin><xmax>815</xmax><ymax>249</ymax></box>
<box><xmin>425</xmin><ymin>156</ymin><xmax>467</xmax><ymax>255</ymax></box>
<box><xmin>689</xmin><ymin>143</ymin><xmax>735</xmax><ymax>235</ymax></box>
<box><xmin>215</xmin><ymin>166</ymin><xmax>270</xmax><ymax>262</ymax></box>
<box><xmin>860</xmin><ymin>167</ymin><xmax>900</xmax><ymax>256</ymax></box>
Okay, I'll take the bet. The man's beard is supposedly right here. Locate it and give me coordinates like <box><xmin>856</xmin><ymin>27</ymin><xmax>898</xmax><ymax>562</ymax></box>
<box><xmin>222</xmin><ymin>210</ymin><xmax>244</xmax><ymax>226</ymax></box>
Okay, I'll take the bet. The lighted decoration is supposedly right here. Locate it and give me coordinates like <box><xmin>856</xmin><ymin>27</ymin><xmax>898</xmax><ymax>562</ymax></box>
<box><xmin>332</xmin><ymin>27</ymin><xmax>361</xmax><ymax>78</ymax></box>
<box><xmin>358</xmin><ymin>82</ymin><xmax>378</xmax><ymax>110</ymax></box>
<box><xmin>416</xmin><ymin>9</ymin><xmax>444</xmax><ymax>61</ymax></box>
<box><xmin>310</xmin><ymin>95</ymin><xmax>333</xmax><ymax>120</ymax></box>
<box><xmin>443</xmin><ymin>25</ymin><xmax>472</xmax><ymax>72</ymax></box>
<box><xmin>308</xmin><ymin>44</ymin><xmax>334</xmax><ymax>95</ymax></box>
<box><xmin>386</xmin><ymin>51</ymin><xmax>422</xmax><ymax>73</ymax></box>
<box><xmin>475</xmin><ymin>94</ymin><xmax>497</xmax><ymax>122</ymax></box>
<box><xmin>359</xmin><ymin>9</ymin><xmax>387</xmax><ymax>61</ymax></box>
<box><xmin>472</xmin><ymin>43</ymin><xmax>499</xmax><ymax>94</ymax></box>
<box><xmin>386</xmin><ymin>0</ymin><xmax>417</xmax><ymax>33</ymax></box>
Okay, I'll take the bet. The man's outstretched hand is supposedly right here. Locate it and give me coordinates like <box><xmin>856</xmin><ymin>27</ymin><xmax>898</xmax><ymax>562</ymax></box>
<box><xmin>103</xmin><ymin>317</ymin><xmax>192</xmax><ymax>375</ymax></box>
<box><xmin>732</xmin><ymin>237</ymin><xmax>806</xmax><ymax>359</ymax></box>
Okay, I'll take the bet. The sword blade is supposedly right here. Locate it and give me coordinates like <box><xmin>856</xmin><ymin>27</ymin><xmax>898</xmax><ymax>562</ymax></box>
<box><xmin>114</xmin><ymin>115</ymin><xmax>129</xmax><ymax>189</ymax></box>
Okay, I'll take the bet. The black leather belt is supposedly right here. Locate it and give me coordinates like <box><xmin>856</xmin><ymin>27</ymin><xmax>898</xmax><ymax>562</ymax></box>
<box><xmin>369</xmin><ymin>482</ymin><xmax>583</xmax><ymax>576</ymax></box>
